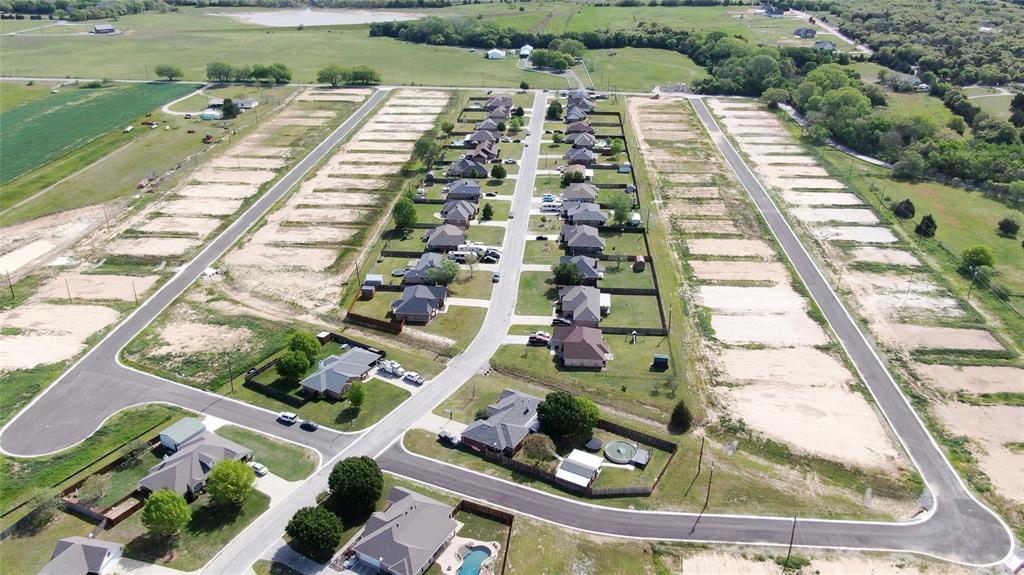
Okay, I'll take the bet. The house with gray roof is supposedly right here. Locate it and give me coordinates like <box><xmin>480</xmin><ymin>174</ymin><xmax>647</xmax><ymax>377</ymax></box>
<box><xmin>558</xmin><ymin>285</ymin><xmax>606</xmax><ymax>327</ymax></box>
<box><xmin>300</xmin><ymin>347</ymin><xmax>381</xmax><ymax>399</ymax></box>
<box><xmin>567</xmin><ymin>97</ymin><xmax>597</xmax><ymax>112</ymax></box>
<box><xmin>139</xmin><ymin>432</ymin><xmax>252</xmax><ymax>498</ymax></box>
<box><xmin>446</xmin><ymin>157</ymin><xmax>489</xmax><ymax>178</ymax></box>
<box><xmin>565</xmin><ymin>121</ymin><xmax>594</xmax><ymax>135</ymax></box>
<box><xmin>551</xmin><ymin>325</ymin><xmax>611</xmax><ymax>369</ymax></box>
<box><xmin>562</xmin><ymin>202</ymin><xmax>607</xmax><ymax>226</ymax></box>
<box><xmin>565</xmin><ymin>132</ymin><xmax>597</xmax><ymax>149</ymax></box>
<box><xmin>445</xmin><ymin>179</ymin><xmax>482</xmax><ymax>201</ymax></box>
<box><xmin>40</xmin><ymin>537</ymin><xmax>122</xmax><ymax>575</ymax></box>
<box><xmin>484</xmin><ymin>96</ymin><xmax>513</xmax><ymax>110</ymax></box>
<box><xmin>463</xmin><ymin>130</ymin><xmax>498</xmax><ymax>146</ymax></box>
<box><xmin>560</xmin><ymin>255</ymin><xmax>604</xmax><ymax>285</ymax></box>
<box><xmin>403</xmin><ymin>252</ymin><xmax>444</xmax><ymax>285</ymax></box>
<box><xmin>565</xmin><ymin>106</ymin><xmax>588</xmax><ymax>123</ymax></box>
<box><xmin>460</xmin><ymin>389</ymin><xmax>542</xmax><ymax>455</ymax></box>
<box><xmin>466</xmin><ymin>140</ymin><xmax>500</xmax><ymax>163</ymax></box>
<box><xmin>352</xmin><ymin>487</ymin><xmax>458</xmax><ymax>575</ymax></box>
<box><xmin>488</xmin><ymin>106</ymin><xmax>512</xmax><ymax>120</ymax></box>
<box><xmin>563</xmin><ymin>182</ymin><xmax>598</xmax><ymax>202</ymax></box>
<box><xmin>391</xmin><ymin>285</ymin><xmax>448</xmax><ymax>323</ymax></box>
<box><xmin>425</xmin><ymin>224</ymin><xmax>466</xmax><ymax>252</ymax></box>
<box><xmin>559</xmin><ymin>224</ymin><xmax>605</xmax><ymax>254</ymax></box>
<box><xmin>793</xmin><ymin>27</ymin><xmax>816</xmax><ymax>38</ymax></box>
<box><xmin>814</xmin><ymin>40</ymin><xmax>837</xmax><ymax>50</ymax></box>
<box><xmin>563</xmin><ymin>147</ymin><xmax>597</xmax><ymax>166</ymax></box>
<box><xmin>440</xmin><ymin>200</ymin><xmax>478</xmax><ymax>227</ymax></box>
<box><xmin>475</xmin><ymin>118</ymin><xmax>501</xmax><ymax>131</ymax></box>
<box><xmin>159</xmin><ymin>417</ymin><xmax>205</xmax><ymax>452</ymax></box>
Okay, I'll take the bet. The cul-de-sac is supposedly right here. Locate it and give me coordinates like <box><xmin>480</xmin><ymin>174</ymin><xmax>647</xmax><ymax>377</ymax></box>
<box><xmin>1</xmin><ymin>1</ymin><xmax>1023</xmax><ymax>573</ymax></box>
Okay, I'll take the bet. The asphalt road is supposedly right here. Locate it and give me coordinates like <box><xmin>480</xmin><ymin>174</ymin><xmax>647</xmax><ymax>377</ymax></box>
<box><xmin>202</xmin><ymin>91</ymin><xmax>551</xmax><ymax>574</ymax></box>
<box><xmin>0</xmin><ymin>89</ymin><xmax>390</xmax><ymax>459</ymax></box>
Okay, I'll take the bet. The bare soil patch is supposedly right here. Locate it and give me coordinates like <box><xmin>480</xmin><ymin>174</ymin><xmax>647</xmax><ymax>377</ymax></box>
<box><xmin>193</xmin><ymin>168</ymin><xmax>276</xmax><ymax>185</ymax></box>
<box><xmin>176</xmin><ymin>183</ymin><xmax>256</xmax><ymax>199</ymax></box>
<box><xmin>334</xmin><ymin>152</ymin><xmax>408</xmax><ymax>164</ymax></box>
<box><xmin>733</xmin><ymin>135</ymin><xmax>791</xmax><ymax>145</ymax></box>
<box><xmin>678</xmin><ymin>551</ymin><xmax>974</xmax><ymax>575</ymax></box>
<box><xmin>816</xmin><ymin>226</ymin><xmax>898</xmax><ymax>243</ymax></box>
<box><xmin>293</xmin><ymin>191</ymin><xmax>382</xmax><ymax>206</ymax></box>
<box><xmin>225</xmin><ymin>244</ymin><xmax>338</xmax><ymax>270</ymax></box>
<box><xmin>790</xmin><ymin>207</ymin><xmax>879</xmax><ymax>224</ymax></box>
<box><xmin>250</xmin><ymin>224</ymin><xmax>358</xmax><ymax>245</ymax></box>
<box><xmin>665</xmin><ymin>186</ymin><xmax>720</xmax><ymax>198</ymax></box>
<box><xmin>918</xmin><ymin>364</ymin><xmax>1024</xmax><ymax>394</ymax></box>
<box><xmin>348</xmin><ymin>140</ymin><xmax>415</xmax><ymax>152</ymax></box>
<box><xmin>0</xmin><ymin>303</ymin><xmax>119</xmax><ymax>371</ymax></box>
<box><xmin>711</xmin><ymin>313</ymin><xmax>828</xmax><ymax>346</ymax></box>
<box><xmin>381</xmin><ymin>106</ymin><xmax>445</xmax><ymax>115</ymax></box>
<box><xmin>881</xmin><ymin>324</ymin><xmax>1003</xmax><ymax>351</ymax></box>
<box><xmin>757</xmin><ymin>164</ymin><xmax>831</xmax><ymax>178</ymax></box>
<box><xmin>352</xmin><ymin>131</ymin><xmax>424</xmax><ymax>142</ymax></box>
<box><xmin>783</xmin><ymin>192</ymin><xmax>863</xmax><ymax>206</ymax></box>
<box><xmin>162</xmin><ymin>198</ymin><xmax>244</xmax><ymax>217</ymax></box>
<box><xmin>224</xmin><ymin>265</ymin><xmax>347</xmax><ymax>319</ymax></box>
<box><xmin>373</xmin><ymin>114</ymin><xmax>438</xmax><ymax>123</ymax></box>
<box><xmin>674</xmin><ymin>219</ymin><xmax>740</xmax><ymax>235</ymax></box>
<box><xmin>687</xmin><ymin>238</ymin><xmax>775</xmax><ymax>258</ymax></box>
<box><xmin>720</xmin><ymin>118</ymin><xmax>783</xmax><ymax>130</ymax></box>
<box><xmin>279</xmin><ymin>110</ymin><xmax>336</xmax><ymax>119</ymax></box>
<box><xmin>698</xmin><ymin>285</ymin><xmax>807</xmax><ymax>314</ymax></box>
<box><xmin>849</xmin><ymin>247</ymin><xmax>921</xmax><ymax>267</ymax></box>
<box><xmin>763</xmin><ymin>176</ymin><xmax>846</xmax><ymax>190</ymax></box>
<box><xmin>37</xmin><ymin>273</ymin><xmax>158</xmax><ymax>301</ymax></box>
<box><xmin>740</xmin><ymin>144</ymin><xmax>805</xmax><ymax>156</ymax></box>
<box><xmin>0</xmin><ymin>239</ymin><xmax>56</xmax><ymax>275</ymax></box>
<box><xmin>665</xmin><ymin>173</ymin><xmax>717</xmax><ymax>184</ymax></box>
<box><xmin>301</xmin><ymin>175</ymin><xmax>386</xmax><ymax>191</ymax></box>
<box><xmin>748</xmin><ymin>154</ymin><xmax>818</xmax><ymax>165</ymax></box>
<box><xmin>641</xmin><ymin>130</ymin><xmax>697</xmax><ymax>141</ymax></box>
<box><xmin>278</xmin><ymin>207</ymin><xmax>368</xmax><ymax>224</ymax></box>
<box><xmin>267</xmin><ymin>117</ymin><xmax>326</xmax><ymax>127</ymax></box>
<box><xmin>152</xmin><ymin>320</ymin><xmax>253</xmax><ymax>356</ymax></box>
<box><xmin>208</xmin><ymin>157</ymin><xmax>286</xmax><ymax>170</ymax></box>
<box><xmin>934</xmin><ymin>403</ymin><xmax>1024</xmax><ymax>503</ymax></box>
<box><xmin>137</xmin><ymin>216</ymin><xmax>221</xmax><ymax>237</ymax></box>
<box><xmin>330</xmin><ymin>164</ymin><xmax>399</xmax><ymax>176</ymax></box>
<box><xmin>689</xmin><ymin>260</ymin><xmax>788</xmax><ymax>282</ymax></box>
<box><xmin>228</xmin><ymin>145</ymin><xmax>292</xmax><ymax>158</ymax></box>
<box><xmin>665</xmin><ymin>202</ymin><xmax>728</xmax><ymax>217</ymax></box>
<box><xmin>723</xmin><ymin>384</ymin><xmax>901</xmax><ymax>470</ymax></box>
<box><xmin>365</xmin><ymin>122</ymin><xmax>435</xmax><ymax>132</ymax></box>
<box><xmin>717</xmin><ymin>348</ymin><xmax>852</xmax><ymax>387</ymax></box>
<box><xmin>107</xmin><ymin>237</ymin><xmax>201</xmax><ymax>256</ymax></box>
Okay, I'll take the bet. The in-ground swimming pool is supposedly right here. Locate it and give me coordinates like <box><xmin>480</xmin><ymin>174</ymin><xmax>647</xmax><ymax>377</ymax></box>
<box><xmin>604</xmin><ymin>440</ymin><xmax>637</xmax><ymax>464</ymax></box>
<box><xmin>458</xmin><ymin>546</ymin><xmax>492</xmax><ymax>575</ymax></box>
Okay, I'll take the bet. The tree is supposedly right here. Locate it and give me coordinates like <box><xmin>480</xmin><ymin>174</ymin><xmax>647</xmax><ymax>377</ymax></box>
<box><xmin>26</xmin><ymin>488</ymin><xmax>62</xmax><ymax>530</ymax></box>
<box><xmin>530</xmin><ymin>48</ymin><xmax>573</xmax><ymax>71</ymax></box>
<box><xmin>891</xmin><ymin>198</ymin><xmax>916</xmax><ymax>220</ymax></box>
<box><xmin>961</xmin><ymin>244</ymin><xmax>995</xmax><ymax>269</ymax></box>
<box><xmin>232</xmin><ymin>65</ymin><xmax>253</xmax><ymax>83</ymax></box>
<box><xmin>490</xmin><ymin>164</ymin><xmax>507</xmax><ymax>180</ymax></box>
<box><xmin>761</xmin><ymin>87</ymin><xmax>789</xmax><ymax>108</ymax></box>
<box><xmin>670</xmin><ymin>399</ymin><xmax>692</xmax><ymax>432</ymax></box>
<box><xmin>481</xmin><ymin>203</ymin><xmax>494</xmax><ymax>221</ymax></box>
<box><xmin>77</xmin><ymin>475</ymin><xmax>109</xmax><ymax>506</ymax></box>
<box><xmin>947</xmin><ymin>116</ymin><xmax>967</xmax><ymax>135</ymax></box>
<box><xmin>536</xmin><ymin>391</ymin><xmax>599</xmax><ymax>443</ymax></box>
<box><xmin>893</xmin><ymin>150</ymin><xmax>926</xmax><ymax>180</ymax></box>
<box><xmin>286</xmin><ymin>506</ymin><xmax>343</xmax><ymax>562</ymax></box>
<box><xmin>519</xmin><ymin>81</ymin><xmax>529</xmax><ymax>90</ymax></box>
<box><xmin>348</xmin><ymin>65</ymin><xmax>381</xmax><ymax>85</ymax></box>
<box><xmin>609</xmin><ymin>139</ymin><xmax>625</xmax><ymax>157</ymax></box>
<box><xmin>915</xmin><ymin>214</ymin><xmax>938</xmax><ymax>238</ymax></box>
<box><xmin>496</xmin><ymin>121</ymin><xmax>507</xmax><ymax>133</ymax></box>
<box><xmin>142</xmin><ymin>489</ymin><xmax>191</xmax><ymax>539</ymax></box>
<box><xmin>276</xmin><ymin>350</ymin><xmax>310</xmax><ymax>383</ymax></box>
<box><xmin>607</xmin><ymin>193</ymin><xmax>633</xmax><ymax>226</ymax></box>
<box><xmin>268</xmin><ymin>62</ymin><xmax>292</xmax><ymax>84</ymax></box>
<box><xmin>328</xmin><ymin>456</ymin><xmax>383</xmax><ymax>513</ymax></box>
<box><xmin>513</xmin><ymin>106</ymin><xmax>525</xmax><ymax>117</ymax></box>
<box><xmin>289</xmin><ymin>332</ymin><xmax>321</xmax><ymax>365</ymax></box>
<box><xmin>154</xmin><ymin>64</ymin><xmax>183</xmax><ymax>81</ymax></box>
<box><xmin>546</xmin><ymin>101</ymin><xmax>563</xmax><ymax>120</ymax></box>
<box><xmin>207</xmin><ymin>459</ymin><xmax>255</xmax><ymax>506</ymax></box>
<box><xmin>206</xmin><ymin>62</ymin><xmax>233</xmax><ymax>83</ymax></box>
<box><xmin>393</xmin><ymin>196</ymin><xmax>418</xmax><ymax>230</ymax></box>
<box><xmin>520</xmin><ymin>433</ymin><xmax>556</xmax><ymax>463</ymax></box>
<box><xmin>440</xmin><ymin>121</ymin><xmax>455</xmax><ymax>135</ymax></box>
<box><xmin>316</xmin><ymin>65</ymin><xmax>349</xmax><ymax>87</ymax></box>
<box><xmin>464</xmin><ymin>252</ymin><xmax>478</xmax><ymax>277</ymax></box>
<box><xmin>998</xmin><ymin>217</ymin><xmax>1019</xmax><ymax>238</ymax></box>
<box><xmin>426</xmin><ymin>259</ymin><xmax>460</xmax><ymax>286</ymax></box>
<box><xmin>509</xmin><ymin>117</ymin><xmax>523</xmax><ymax>131</ymax></box>
<box><xmin>551</xmin><ymin>262</ymin><xmax>583</xmax><ymax>285</ymax></box>
<box><xmin>561</xmin><ymin>171</ymin><xmax>585</xmax><ymax>185</ymax></box>
<box><xmin>552</xmin><ymin>133</ymin><xmax>564</xmax><ymax>144</ymax></box>
<box><xmin>221</xmin><ymin>98</ymin><xmax>240</xmax><ymax>120</ymax></box>
<box><xmin>120</xmin><ymin>438</ymin><xmax>151</xmax><ymax>467</ymax></box>
<box><xmin>251</xmin><ymin>64</ymin><xmax>273</xmax><ymax>83</ymax></box>
<box><xmin>348</xmin><ymin>381</ymin><xmax>366</xmax><ymax>409</ymax></box>
<box><xmin>550</xmin><ymin>38</ymin><xmax>586</xmax><ymax>57</ymax></box>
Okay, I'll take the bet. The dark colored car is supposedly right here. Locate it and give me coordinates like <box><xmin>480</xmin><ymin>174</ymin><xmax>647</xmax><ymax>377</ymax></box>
<box><xmin>300</xmin><ymin>420</ymin><xmax>319</xmax><ymax>431</ymax></box>
<box><xmin>552</xmin><ymin>317</ymin><xmax>572</xmax><ymax>326</ymax></box>
<box><xmin>535</xmin><ymin>235</ymin><xmax>549</xmax><ymax>241</ymax></box>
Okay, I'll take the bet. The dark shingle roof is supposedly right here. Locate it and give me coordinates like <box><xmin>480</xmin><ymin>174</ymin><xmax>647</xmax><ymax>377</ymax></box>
<box><xmin>559</xmin><ymin>285</ymin><xmax>602</xmax><ymax>323</ymax></box>
<box><xmin>460</xmin><ymin>389</ymin><xmax>541</xmax><ymax>451</ymax></box>
<box><xmin>139</xmin><ymin>432</ymin><xmax>251</xmax><ymax>495</ymax></box>
<box><xmin>353</xmin><ymin>487</ymin><xmax>457</xmax><ymax>575</ymax></box>
<box><xmin>41</xmin><ymin>537</ymin><xmax>121</xmax><ymax>575</ymax></box>
<box><xmin>301</xmin><ymin>347</ymin><xmax>381</xmax><ymax>394</ymax></box>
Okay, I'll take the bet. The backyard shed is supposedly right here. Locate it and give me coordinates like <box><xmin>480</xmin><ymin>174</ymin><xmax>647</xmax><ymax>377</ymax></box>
<box><xmin>159</xmin><ymin>417</ymin><xmax>205</xmax><ymax>451</ymax></box>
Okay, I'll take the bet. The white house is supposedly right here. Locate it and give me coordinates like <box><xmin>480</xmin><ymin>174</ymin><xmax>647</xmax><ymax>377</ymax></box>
<box><xmin>520</xmin><ymin>44</ymin><xmax>534</xmax><ymax>58</ymax></box>
<box><xmin>556</xmin><ymin>449</ymin><xmax>604</xmax><ymax>488</ymax></box>
<box><xmin>487</xmin><ymin>48</ymin><xmax>506</xmax><ymax>60</ymax></box>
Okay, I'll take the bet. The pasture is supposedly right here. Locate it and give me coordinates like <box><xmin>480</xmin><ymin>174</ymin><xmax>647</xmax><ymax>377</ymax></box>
<box><xmin>0</xmin><ymin>82</ymin><xmax>195</xmax><ymax>185</ymax></box>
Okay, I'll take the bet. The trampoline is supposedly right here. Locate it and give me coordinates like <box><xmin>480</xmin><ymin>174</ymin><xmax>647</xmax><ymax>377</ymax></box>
<box><xmin>604</xmin><ymin>440</ymin><xmax>637</xmax><ymax>464</ymax></box>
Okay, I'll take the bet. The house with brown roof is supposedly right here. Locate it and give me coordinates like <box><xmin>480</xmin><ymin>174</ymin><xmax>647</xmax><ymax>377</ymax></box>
<box><xmin>483</xmin><ymin>96</ymin><xmax>513</xmax><ymax>110</ymax></box>
<box><xmin>351</xmin><ymin>487</ymin><xmax>458</xmax><ymax>575</ymax></box>
<box><xmin>565</xmin><ymin>132</ymin><xmax>597</xmax><ymax>149</ymax></box>
<box><xmin>460</xmin><ymin>389</ymin><xmax>541</xmax><ymax>456</ymax></box>
<box><xmin>425</xmin><ymin>224</ymin><xmax>466</xmax><ymax>251</ymax></box>
<box><xmin>466</xmin><ymin>140</ymin><xmax>500</xmax><ymax>163</ymax></box>
<box><xmin>565</xmin><ymin>121</ymin><xmax>594</xmax><ymax>135</ymax></box>
<box><xmin>440</xmin><ymin>200</ymin><xmax>478</xmax><ymax>227</ymax></box>
<box><xmin>464</xmin><ymin>130</ymin><xmax>499</xmax><ymax>146</ymax></box>
<box><xmin>559</xmin><ymin>224</ymin><xmax>605</xmax><ymax>254</ymax></box>
<box><xmin>563</xmin><ymin>182</ymin><xmax>598</xmax><ymax>203</ymax></box>
<box><xmin>551</xmin><ymin>325</ymin><xmax>611</xmax><ymax>368</ymax></box>
<box><xmin>488</xmin><ymin>106</ymin><xmax>512</xmax><ymax>120</ymax></box>
<box><xmin>475</xmin><ymin>118</ymin><xmax>501</xmax><ymax>131</ymax></box>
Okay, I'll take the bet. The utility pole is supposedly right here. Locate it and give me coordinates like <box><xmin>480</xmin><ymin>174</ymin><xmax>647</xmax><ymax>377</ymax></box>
<box><xmin>703</xmin><ymin>461</ymin><xmax>714</xmax><ymax>508</ymax></box>
<box><xmin>966</xmin><ymin>266</ymin><xmax>979</xmax><ymax>300</ymax></box>
<box><xmin>131</xmin><ymin>280</ymin><xmax>139</xmax><ymax>306</ymax></box>
<box><xmin>144</xmin><ymin>64</ymin><xmax>149</xmax><ymax>81</ymax></box>
<box><xmin>696</xmin><ymin>436</ymin><xmax>705</xmax><ymax>474</ymax></box>
<box><xmin>783</xmin><ymin>516</ymin><xmax>797</xmax><ymax>571</ymax></box>
<box><xmin>64</xmin><ymin>276</ymin><xmax>72</xmax><ymax>303</ymax></box>
<box><xmin>6</xmin><ymin>271</ymin><xmax>14</xmax><ymax>299</ymax></box>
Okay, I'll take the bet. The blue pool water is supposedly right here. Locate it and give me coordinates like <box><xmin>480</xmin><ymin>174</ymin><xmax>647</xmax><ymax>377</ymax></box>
<box><xmin>457</xmin><ymin>546</ymin><xmax>492</xmax><ymax>575</ymax></box>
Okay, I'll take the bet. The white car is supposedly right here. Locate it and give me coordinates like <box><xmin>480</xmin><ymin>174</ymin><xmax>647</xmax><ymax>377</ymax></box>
<box><xmin>277</xmin><ymin>412</ymin><xmax>298</xmax><ymax>424</ymax></box>
<box><xmin>380</xmin><ymin>360</ymin><xmax>405</xmax><ymax>377</ymax></box>
<box><xmin>404</xmin><ymin>372</ymin><xmax>426</xmax><ymax>386</ymax></box>
<box><xmin>248</xmin><ymin>461</ymin><xmax>269</xmax><ymax>477</ymax></box>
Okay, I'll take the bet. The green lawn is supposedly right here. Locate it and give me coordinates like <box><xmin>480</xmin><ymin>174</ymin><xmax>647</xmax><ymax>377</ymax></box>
<box><xmin>516</xmin><ymin>271</ymin><xmax>557</xmax><ymax>316</ymax></box>
<box><xmin>0</xmin><ymin>405</ymin><xmax>183</xmax><ymax>515</ymax></box>
<box><xmin>106</xmin><ymin>491</ymin><xmax>271</xmax><ymax>571</ymax></box>
<box><xmin>93</xmin><ymin>448</ymin><xmax>164</xmax><ymax>509</ymax></box>
<box><xmin>605</xmin><ymin>294</ymin><xmax>663</xmax><ymax>329</ymax></box>
<box><xmin>413</xmin><ymin>306</ymin><xmax>488</xmax><ymax>354</ymax></box>
<box><xmin>253</xmin><ymin>560</ymin><xmax>305</xmax><ymax>575</ymax></box>
<box><xmin>601</xmin><ymin>230</ymin><xmax>648</xmax><ymax>257</ymax></box>
<box><xmin>466</xmin><ymin>225</ymin><xmax>506</xmax><ymax>247</ymax></box>
<box><xmin>215</xmin><ymin>426</ymin><xmax>317</xmax><ymax>481</ymax></box>
<box><xmin>523</xmin><ymin>239</ymin><xmax>563</xmax><ymax>265</ymax></box>
<box><xmin>599</xmin><ymin>261</ymin><xmax>655</xmax><ymax>289</ymax></box>
<box><xmin>0</xmin><ymin>79</ymin><xmax>60</xmax><ymax>111</ymax></box>
<box><xmin>972</xmin><ymin>94</ymin><xmax>1014</xmax><ymax>121</ymax></box>
<box><xmin>447</xmin><ymin>269</ymin><xmax>495</xmax><ymax>299</ymax></box>
<box><xmin>0</xmin><ymin>512</ymin><xmax>95</xmax><ymax>575</ymax></box>
<box><xmin>582</xmin><ymin>47</ymin><xmax>707</xmax><ymax>92</ymax></box>
<box><xmin>882</xmin><ymin>92</ymin><xmax>960</xmax><ymax>128</ymax></box>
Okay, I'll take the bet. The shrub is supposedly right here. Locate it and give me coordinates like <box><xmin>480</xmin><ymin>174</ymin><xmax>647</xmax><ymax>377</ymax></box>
<box><xmin>891</xmin><ymin>198</ymin><xmax>916</xmax><ymax>219</ymax></box>
<box><xmin>537</xmin><ymin>391</ymin><xmax>599</xmax><ymax>442</ymax></box>
<box><xmin>521</xmin><ymin>434</ymin><xmax>556</xmax><ymax>463</ymax></box>
<box><xmin>519</xmin><ymin>81</ymin><xmax>529</xmax><ymax>90</ymax></box>
<box><xmin>481</xmin><ymin>203</ymin><xmax>494</xmax><ymax>221</ymax></box>
<box><xmin>961</xmin><ymin>244</ymin><xmax>995</xmax><ymax>269</ymax></box>
<box><xmin>328</xmin><ymin>456</ymin><xmax>383</xmax><ymax>513</ymax></box>
<box><xmin>491</xmin><ymin>164</ymin><xmax>507</xmax><ymax>180</ymax></box>
<box><xmin>286</xmin><ymin>506</ymin><xmax>343</xmax><ymax>562</ymax></box>
<box><xmin>546</xmin><ymin>101</ymin><xmax>563</xmax><ymax>120</ymax></box>
<box><xmin>915</xmin><ymin>214</ymin><xmax>937</xmax><ymax>238</ymax></box>
<box><xmin>552</xmin><ymin>262</ymin><xmax>584</xmax><ymax>285</ymax></box>
<box><xmin>670</xmin><ymin>399</ymin><xmax>692</xmax><ymax>432</ymax></box>
<box><xmin>393</xmin><ymin>195</ymin><xmax>418</xmax><ymax>229</ymax></box>
<box><xmin>276</xmin><ymin>350</ymin><xmax>310</xmax><ymax>383</ymax></box>
<box><xmin>997</xmin><ymin>217</ymin><xmax>1019</xmax><ymax>238</ymax></box>
<box><xmin>142</xmin><ymin>489</ymin><xmax>191</xmax><ymax>539</ymax></box>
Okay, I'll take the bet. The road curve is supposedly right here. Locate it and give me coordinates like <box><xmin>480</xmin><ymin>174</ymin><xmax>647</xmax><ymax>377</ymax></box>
<box><xmin>0</xmin><ymin>89</ymin><xmax>390</xmax><ymax>459</ymax></box>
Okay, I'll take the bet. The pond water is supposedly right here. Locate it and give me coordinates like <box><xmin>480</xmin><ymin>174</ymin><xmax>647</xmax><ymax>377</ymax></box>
<box><xmin>214</xmin><ymin>8</ymin><xmax>421</xmax><ymax>27</ymax></box>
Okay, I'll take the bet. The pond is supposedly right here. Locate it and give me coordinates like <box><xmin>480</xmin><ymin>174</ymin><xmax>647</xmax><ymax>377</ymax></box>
<box><xmin>213</xmin><ymin>8</ymin><xmax>421</xmax><ymax>27</ymax></box>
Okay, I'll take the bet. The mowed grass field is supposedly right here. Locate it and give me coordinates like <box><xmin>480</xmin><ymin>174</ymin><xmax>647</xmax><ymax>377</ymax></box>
<box><xmin>0</xmin><ymin>81</ymin><xmax>195</xmax><ymax>185</ymax></box>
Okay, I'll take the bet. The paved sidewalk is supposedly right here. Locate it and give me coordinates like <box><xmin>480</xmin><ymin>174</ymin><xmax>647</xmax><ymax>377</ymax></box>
<box><xmin>255</xmin><ymin>472</ymin><xmax>298</xmax><ymax>506</ymax></box>
<box><xmin>415</xmin><ymin>412</ymin><xmax>468</xmax><ymax>434</ymax></box>
<box><xmin>511</xmin><ymin>314</ymin><xmax>552</xmax><ymax>324</ymax></box>
<box><xmin>503</xmin><ymin>334</ymin><xmax>532</xmax><ymax>344</ymax></box>
<box><xmin>446</xmin><ymin>297</ymin><xmax>492</xmax><ymax>308</ymax></box>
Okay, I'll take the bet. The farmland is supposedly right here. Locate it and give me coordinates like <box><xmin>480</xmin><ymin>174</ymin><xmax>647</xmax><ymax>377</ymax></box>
<box><xmin>0</xmin><ymin>82</ymin><xmax>195</xmax><ymax>185</ymax></box>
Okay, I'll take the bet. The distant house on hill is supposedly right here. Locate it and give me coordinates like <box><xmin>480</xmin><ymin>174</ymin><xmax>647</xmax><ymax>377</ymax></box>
<box><xmin>93</xmin><ymin>23</ymin><xmax>116</xmax><ymax>34</ymax></box>
<box><xmin>520</xmin><ymin>44</ymin><xmax>534</xmax><ymax>58</ymax></box>
<box><xmin>793</xmin><ymin>27</ymin><xmax>816</xmax><ymax>38</ymax></box>
<box><xmin>814</xmin><ymin>40</ymin><xmax>837</xmax><ymax>51</ymax></box>
<box><xmin>487</xmin><ymin>48</ymin><xmax>506</xmax><ymax>59</ymax></box>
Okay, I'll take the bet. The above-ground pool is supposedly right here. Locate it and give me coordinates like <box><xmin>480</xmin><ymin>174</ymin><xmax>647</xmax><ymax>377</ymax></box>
<box><xmin>605</xmin><ymin>440</ymin><xmax>638</xmax><ymax>464</ymax></box>
<box><xmin>458</xmin><ymin>546</ymin><xmax>493</xmax><ymax>575</ymax></box>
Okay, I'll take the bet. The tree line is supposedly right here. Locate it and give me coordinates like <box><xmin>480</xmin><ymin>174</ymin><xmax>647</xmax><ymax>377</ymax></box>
<box><xmin>0</xmin><ymin>0</ymin><xmax>449</xmax><ymax>20</ymax></box>
<box><xmin>207</xmin><ymin>61</ymin><xmax>291</xmax><ymax>84</ymax></box>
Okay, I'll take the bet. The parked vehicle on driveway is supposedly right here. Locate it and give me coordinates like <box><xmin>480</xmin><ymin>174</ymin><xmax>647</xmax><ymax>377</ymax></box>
<box><xmin>404</xmin><ymin>372</ymin><xmax>426</xmax><ymax>385</ymax></box>
<box><xmin>492</xmin><ymin>272</ymin><xmax>501</xmax><ymax>283</ymax></box>
<box><xmin>391</xmin><ymin>268</ymin><xmax>407</xmax><ymax>277</ymax></box>
<box><xmin>535</xmin><ymin>235</ymin><xmax>549</xmax><ymax>241</ymax></box>
<box><xmin>438</xmin><ymin>430</ymin><xmax>461</xmax><ymax>446</ymax></box>
<box><xmin>379</xmin><ymin>360</ymin><xmax>405</xmax><ymax>377</ymax></box>
<box><xmin>552</xmin><ymin>317</ymin><xmax>572</xmax><ymax>326</ymax></box>
<box><xmin>278</xmin><ymin>412</ymin><xmax>298</xmax><ymax>424</ymax></box>
<box><xmin>248</xmin><ymin>461</ymin><xmax>269</xmax><ymax>477</ymax></box>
